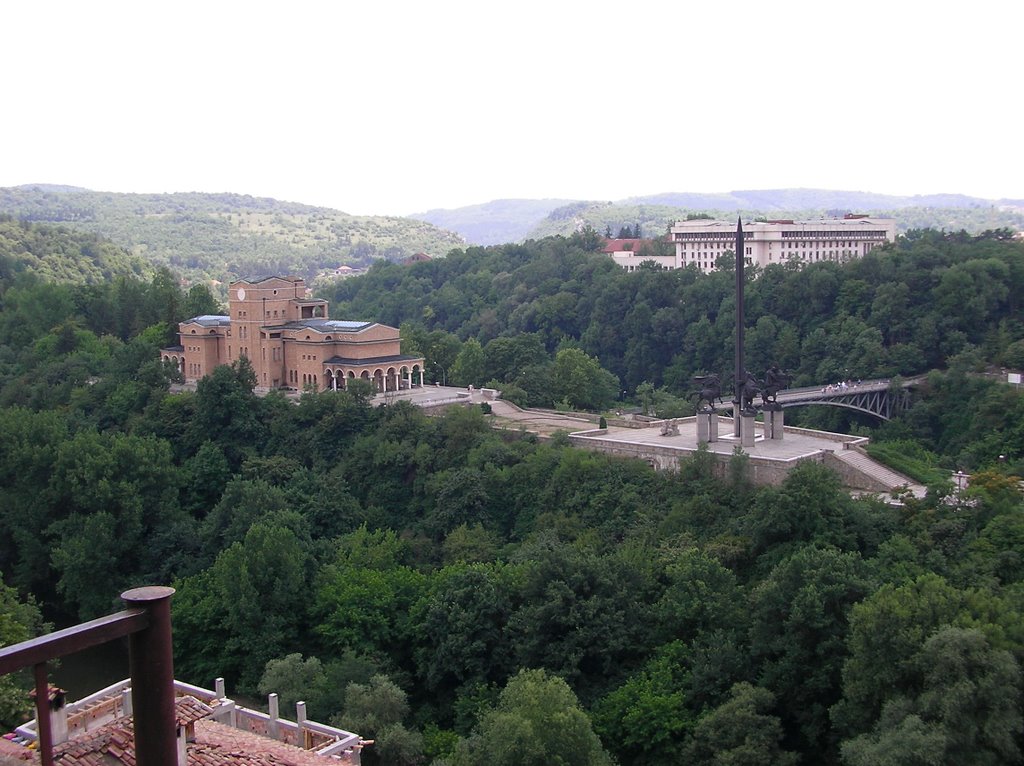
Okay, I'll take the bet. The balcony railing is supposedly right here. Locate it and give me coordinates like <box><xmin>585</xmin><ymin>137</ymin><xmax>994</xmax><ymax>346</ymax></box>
<box><xmin>14</xmin><ymin>677</ymin><xmax>363</xmax><ymax>762</ymax></box>
<box><xmin>0</xmin><ymin>586</ymin><xmax>176</xmax><ymax>766</ymax></box>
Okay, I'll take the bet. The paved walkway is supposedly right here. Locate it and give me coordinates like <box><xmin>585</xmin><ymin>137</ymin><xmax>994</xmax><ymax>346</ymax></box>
<box><xmin>482</xmin><ymin>401</ymin><xmax>922</xmax><ymax>496</ymax></box>
<box><xmin>486</xmin><ymin>399</ymin><xmax>597</xmax><ymax>435</ymax></box>
<box><xmin>591</xmin><ymin>418</ymin><xmax>854</xmax><ymax>461</ymax></box>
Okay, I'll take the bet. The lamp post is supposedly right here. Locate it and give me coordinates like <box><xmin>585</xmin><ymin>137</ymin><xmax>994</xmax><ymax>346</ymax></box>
<box><xmin>954</xmin><ymin>470</ymin><xmax>968</xmax><ymax>493</ymax></box>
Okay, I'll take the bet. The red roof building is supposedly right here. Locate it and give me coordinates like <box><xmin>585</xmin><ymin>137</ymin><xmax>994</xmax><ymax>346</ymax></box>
<box><xmin>6</xmin><ymin>680</ymin><xmax>365</xmax><ymax>766</ymax></box>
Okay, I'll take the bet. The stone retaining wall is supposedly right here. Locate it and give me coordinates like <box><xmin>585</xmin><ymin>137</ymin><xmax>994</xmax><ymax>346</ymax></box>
<box><xmin>568</xmin><ymin>431</ymin><xmax>826</xmax><ymax>487</ymax></box>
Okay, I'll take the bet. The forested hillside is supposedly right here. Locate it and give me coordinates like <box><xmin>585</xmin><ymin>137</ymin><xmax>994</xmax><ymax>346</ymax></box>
<box><xmin>0</xmin><ymin>216</ymin><xmax>150</xmax><ymax>284</ymax></box>
<box><xmin>0</xmin><ymin>224</ymin><xmax>1021</xmax><ymax>764</ymax></box>
<box><xmin>323</xmin><ymin>228</ymin><xmax>1024</xmax><ymax>451</ymax></box>
<box><xmin>0</xmin><ymin>187</ymin><xmax>465</xmax><ymax>287</ymax></box>
<box><xmin>0</xmin><ymin>352</ymin><xmax>1021</xmax><ymax>764</ymax></box>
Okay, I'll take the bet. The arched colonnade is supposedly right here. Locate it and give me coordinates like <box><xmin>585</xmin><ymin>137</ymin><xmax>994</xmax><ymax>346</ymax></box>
<box><xmin>323</xmin><ymin>364</ymin><xmax>424</xmax><ymax>393</ymax></box>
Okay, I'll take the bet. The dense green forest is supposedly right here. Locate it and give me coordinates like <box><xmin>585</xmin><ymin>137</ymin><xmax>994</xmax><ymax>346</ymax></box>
<box><xmin>0</xmin><ymin>187</ymin><xmax>465</xmax><ymax>287</ymax></box>
<box><xmin>324</xmin><ymin>228</ymin><xmax>1024</xmax><ymax>464</ymax></box>
<box><xmin>0</xmin><ymin>224</ymin><xmax>1022</xmax><ymax>764</ymax></box>
<box><xmin>0</xmin><ymin>215</ymin><xmax>151</xmax><ymax>284</ymax></box>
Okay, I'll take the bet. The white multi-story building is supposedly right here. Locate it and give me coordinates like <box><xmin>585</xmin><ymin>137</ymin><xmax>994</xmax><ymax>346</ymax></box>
<box><xmin>669</xmin><ymin>215</ymin><xmax>897</xmax><ymax>273</ymax></box>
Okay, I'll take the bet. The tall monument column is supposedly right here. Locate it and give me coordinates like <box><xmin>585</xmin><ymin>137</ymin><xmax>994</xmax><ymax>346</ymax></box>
<box><xmin>733</xmin><ymin>218</ymin><xmax>747</xmax><ymax>439</ymax></box>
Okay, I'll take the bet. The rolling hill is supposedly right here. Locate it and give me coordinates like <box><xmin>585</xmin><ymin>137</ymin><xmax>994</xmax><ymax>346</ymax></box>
<box><xmin>409</xmin><ymin>198</ymin><xmax>576</xmax><ymax>245</ymax></box>
<box><xmin>0</xmin><ymin>216</ymin><xmax>150</xmax><ymax>285</ymax></box>
<box><xmin>0</xmin><ymin>186</ymin><xmax>466</xmax><ymax>288</ymax></box>
<box><xmin>414</xmin><ymin>189</ymin><xmax>1024</xmax><ymax>245</ymax></box>
<box><xmin>5</xmin><ymin>186</ymin><xmax>1022</xmax><ymax>288</ymax></box>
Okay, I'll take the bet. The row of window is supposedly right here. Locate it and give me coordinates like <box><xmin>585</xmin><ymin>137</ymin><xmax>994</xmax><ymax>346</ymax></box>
<box><xmin>673</xmin><ymin>231</ymin><xmax>749</xmax><ymax>240</ymax></box>
<box><xmin>779</xmin><ymin>241</ymin><xmax>858</xmax><ymax>248</ymax></box>
<box><xmin>681</xmin><ymin>239</ymin><xmax>870</xmax><ymax>250</ymax></box>
<box><xmin>674</xmin><ymin>229</ymin><xmax>888</xmax><ymax>242</ymax></box>
<box><xmin>780</xmin><ymin>230</ymin><xmax>887</xmax><ymax>238</ymax></box>
<box><xmin>767</xmin><ymin>252</ymin><xmax>851</xmax><ymax>262</ymax></box>
<box><xmin>685</xmin><ymin>257</ymin><xmax>753</xmax><ymax>270</ymax></box>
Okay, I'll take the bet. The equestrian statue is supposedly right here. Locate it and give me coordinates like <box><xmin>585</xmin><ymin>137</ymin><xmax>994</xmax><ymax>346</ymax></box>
<box><xmin>690</xmin><ymin>374</ymin><xmax>724</xmax><ymax>412</ymax></box>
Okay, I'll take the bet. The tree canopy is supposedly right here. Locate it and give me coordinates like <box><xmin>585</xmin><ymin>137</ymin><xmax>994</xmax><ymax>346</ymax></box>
<box><xmin>0</xmin><ymin>223</ymin><xmax>1021</xmax><ymax>765</ymax></box>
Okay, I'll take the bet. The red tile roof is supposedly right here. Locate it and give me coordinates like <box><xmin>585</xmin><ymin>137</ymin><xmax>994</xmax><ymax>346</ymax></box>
<box><xmin>193</xmin><ymin>719</ymin><xmax>358</xmax><ymax>765</ymax></box>
<box><xmin>8</xmin><ymin>696</ymin><xmax>358</xmax><ymax>766</ymax></box>
<box><xmin>176</xmin><ymin>696</ymin><xmax>215</xmax><ymax>727</ymax></box>
<box><xmin>601</xmin><ymin>238</ymin><xmax>643</xmax><ymax>253</ymax></box>
<box><xmin>0</xmin><ymin>734</ymin><xmax>33</xmax><ymax>760</ymax></box>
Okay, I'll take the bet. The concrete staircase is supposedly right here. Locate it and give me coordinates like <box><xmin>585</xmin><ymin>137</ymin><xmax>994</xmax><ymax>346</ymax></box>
<box><xmin>827</xmin><ymin>449</ymin><xmax>928</xmax><ymax>499</ymax></box>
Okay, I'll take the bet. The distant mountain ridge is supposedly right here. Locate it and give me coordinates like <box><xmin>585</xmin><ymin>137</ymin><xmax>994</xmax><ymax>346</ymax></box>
<box><xmin>410</xmin><ymin>198</ymin><xmax>576</xmax><ymax>246</ymax></box>
<box><xmin>622</xmin><ymin>189</ymin><xmax>1009</xmax><ymax>210</ymax></box>
<box><xmin>414</xmin><ymin>189</ymin><xmax>1024</xmax><ymax>245</ymax></box>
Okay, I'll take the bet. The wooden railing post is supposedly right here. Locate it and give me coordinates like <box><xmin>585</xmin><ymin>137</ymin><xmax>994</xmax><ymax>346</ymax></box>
<box><xmin>33</xmin><ymin>663</ymin><xmax>53</xmax><ymax>766</ymax></box>
<box><xmin>121</xmin><ymin>587</ymin><xmax>176</xmax><ymax>766</ymax></box>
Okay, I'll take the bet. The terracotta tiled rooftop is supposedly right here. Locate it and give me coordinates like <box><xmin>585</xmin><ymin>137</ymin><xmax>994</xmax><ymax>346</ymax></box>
<box><xmin>176</xmin><ymin>696</ymin><xmax>214</xmax><ymax>727</ymax></box>
<box><xmin>0</xmin><ymin>734</ymin><xmax>33</xmax><ymax>760</ymax></box>
<box><xmin>601</xmin><ymin>238</ymin><xmax>643</xmax><ymax>253</ymax></box>
<box><xmin>5</xmin><ymin>696</ymin><xmax>354</xmax><ymax>766</ymax></box>
<box><xmin>192</xmin><ymin>719</ymin><xmax>349</xmax><ymax>765</ymax></box>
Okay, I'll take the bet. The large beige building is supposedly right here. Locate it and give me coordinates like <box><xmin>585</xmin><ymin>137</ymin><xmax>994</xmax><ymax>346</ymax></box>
<box><xmin>669</xmin><ymin>215</ymin><xmax>897</xmax><ymax>273</ymax></box>
<box><xmin>162</xmin><ymin>276</ymin><xmax>425</xmax><ymax>393</ymax></box>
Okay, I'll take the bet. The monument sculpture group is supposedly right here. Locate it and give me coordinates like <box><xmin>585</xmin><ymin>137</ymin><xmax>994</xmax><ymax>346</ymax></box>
<box><xmin>687</xmin><ymin>220</ymin><xmax>793</xmax><ymax>446</ymax></box>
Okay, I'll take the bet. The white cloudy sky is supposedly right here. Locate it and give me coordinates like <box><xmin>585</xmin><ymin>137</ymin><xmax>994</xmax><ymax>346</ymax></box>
<box><xmin>2</xmin><ymin>0</ymin><xmax>1020</xmax><ymax>216</ymax></box>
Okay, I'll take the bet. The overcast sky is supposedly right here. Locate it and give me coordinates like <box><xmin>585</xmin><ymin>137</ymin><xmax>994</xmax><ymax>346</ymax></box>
<box><xmin>3</xmin><ymin>1</ymin><xmax>1020</xmax><ymax>216</ymax></box>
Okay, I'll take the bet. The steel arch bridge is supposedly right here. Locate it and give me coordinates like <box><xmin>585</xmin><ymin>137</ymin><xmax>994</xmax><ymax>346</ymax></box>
<box><xmin>718</xmin><ymin>375</ymin><xmax>927</xmax><ymax>421</ymax></box>
<box><xmin>776</xmin><ymin>376</ymin><xmax>926</xmax><ymax>420</ymax></box>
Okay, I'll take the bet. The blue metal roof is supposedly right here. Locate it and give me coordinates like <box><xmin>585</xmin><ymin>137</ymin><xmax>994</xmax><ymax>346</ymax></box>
<box><xmin>185</xmin><ymin>315</ymin><xmax>231</xmax><ymax>327</ymax></box>
<box><xmin>272</xmin><ymin>319</ymin><xmax>374</xmax><ymax>333</ymax></box>
<box><xmin>322</xmin><ymin>354</ymin><xmax>421</xmax><ymax>366</ymax></box>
